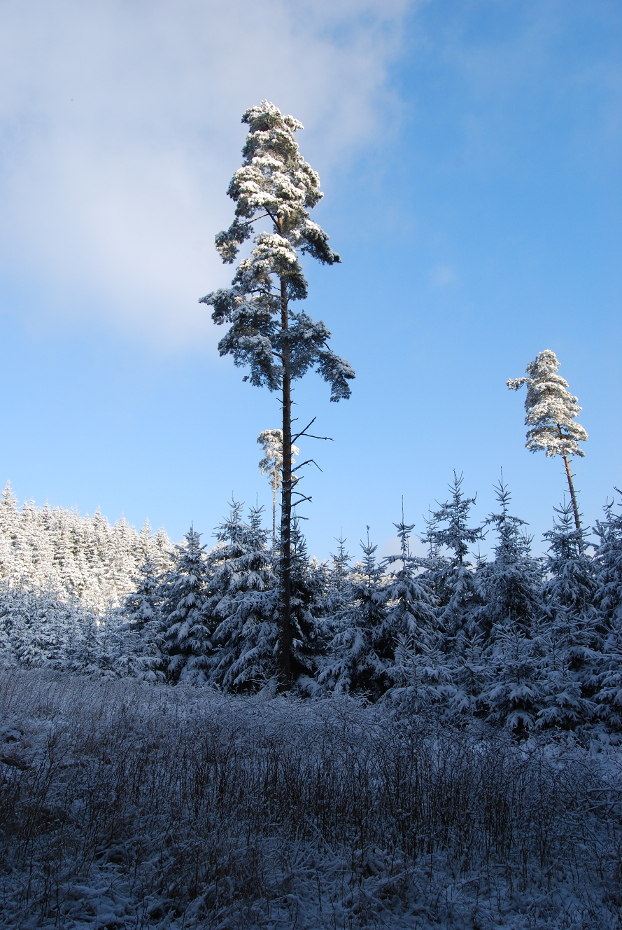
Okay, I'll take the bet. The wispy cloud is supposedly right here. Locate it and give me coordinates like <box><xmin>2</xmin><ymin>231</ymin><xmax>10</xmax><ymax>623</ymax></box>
<box><xmin>0</xmin><ymin>0</ymin><xmax>413</xmax><ymax>347</ymax></box>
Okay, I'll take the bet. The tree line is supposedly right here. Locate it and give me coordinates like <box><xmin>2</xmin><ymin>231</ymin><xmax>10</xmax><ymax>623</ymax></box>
<box><xmin>1</xmin><ymin>475</ymin><xmax>621</xmax><ymax>737</ymax></box>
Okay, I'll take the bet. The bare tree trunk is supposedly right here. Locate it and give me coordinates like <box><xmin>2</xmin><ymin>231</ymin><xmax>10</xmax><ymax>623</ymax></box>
<box><xmin>272</xmin><ymin>471</ymin><xmax>278</xmax><ymax>551</ymax></box>
<box><xmin>278</xmin><ymin>269</ymin><xmax>293</xmax><ymax>689</ymax></box>
<box><xmin>562</xmin><ymin>453</ymin><xmax>581</xmax><ymax>533</ymax></box>
<box><xmin>556</xmin><ymin>425</ymin><xmax>581</xmax><ymax>534</ymax></box>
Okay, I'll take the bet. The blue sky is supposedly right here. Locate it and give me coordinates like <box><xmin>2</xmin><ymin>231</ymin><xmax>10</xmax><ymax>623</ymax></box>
<box><xmin>0</xmin><ymin>0</ymin><xmax>620</xmax><ymax>561</ymax></box>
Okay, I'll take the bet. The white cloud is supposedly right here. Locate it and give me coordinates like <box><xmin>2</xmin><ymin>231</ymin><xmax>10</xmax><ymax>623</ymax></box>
<box><xmin>0</xmin><ymin>0</ymin><xmax>413</xmax><ymax>347</ymax></box>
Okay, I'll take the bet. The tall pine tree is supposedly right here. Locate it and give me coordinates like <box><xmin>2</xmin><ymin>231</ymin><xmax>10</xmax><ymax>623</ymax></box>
<box><xmin>508</xmin><ymin>350</ymin><xmax>587</xmax><ymax>532</ymax></box>
<box><xmin>200</xmin><ymin>101</ymin><xmax>354</xmax><ymax>688</ymax></box>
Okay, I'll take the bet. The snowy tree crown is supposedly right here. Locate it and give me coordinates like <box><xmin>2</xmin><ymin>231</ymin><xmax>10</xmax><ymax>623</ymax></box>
<box><xmin>508</xmin><ymin>349</ymin><xmax>587</xmax><ymax>458</ymax></box>
<box><xmin>199</xmin><ymin>101</ymin><xmax>354</xmax><ymax>402</ymax></box>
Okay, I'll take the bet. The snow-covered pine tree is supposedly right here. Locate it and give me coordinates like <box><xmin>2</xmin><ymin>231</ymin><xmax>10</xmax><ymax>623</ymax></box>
<box><xmin>319</xmin><ymin>530</ymin><xmax>389</xmax><ymax>699</ymax></box>
<box><xmin>448</xmin><ymin>628</ymin><xmax>488</xmax><ymax>718</ymax></box>
<box><xmin>421</xmin><ymin>473</ymin><xmax>483</xmax><ymax>647</ymax></box>
<box><xmin>475</xmin><ymin>479</ymin><xmax>543</xmax><ymax>639</ymax></box>
<box><xmin>477</xmin><ymin>481</ymin><xmax>545</xmax><ymax>735</ymax></box>
<box><xmin>206</xmin><ymin>501</ymin><xmax>279</xmax><ymax>692</ymax></box>
<box><xmin>200</xmin><ymin>101</ymin><xmax>354</xmax><ymax>689</ymax></box>
<box><xmin>0</xmin><ymin>482</ymin><xmax>20</xmax><ymax>580</ymax></box>
<box><xmin>257</xmin><ymin>429</ymin><xmax>299</xmax><ymax>548</ymax></box>
<box><xmin>379</xmin><ymin>514</ymin><xmax>436</xmax><ymax>668</ymax></box>
<box><xmin>538</xmin><ymin>500</ymin><xmax>599</xmax><ymax>729</ymax></box>
<box><xmin>386</xmin><ymin>632</ymin><xmax>455</xmax><ymax>715</ymax></box>
<box><xmin>508</xmin><ymin>350</ymin><xmax>587</xmax><ymax>532</ymax></box>
<box><xmin>122</xmin><ymin>555</ymin><xmax>163</xmax><ymax>632</ymax></box>
<box><xmin>287</xmin><ymin>517</ymin><xmax>326</xmax><ymax>691</ymax></box>
<box><xmin>323</xmin><ymin>534</ymin><xmax>352</xmax><ymax>621</ymax></box>
<box><xmin>483</xmin><ymin>624</ymin><xmax>543</xmax><ymax>736</ymax></box>
<box><xmin>380</xmin><ymin>515</ymin><xmax>449</xmax><ymax>713</ymax></box>
<box><xmin>119</xmin><ymin>555</ymin><xmax>167</xmax><ymax>681</ymax></box>
<box><xmin>592</xmin><ymin>493</ymin><xmax>622</xmax><ymax>729</ymax></box>
<box><xmin>160</xmin><ymin>527</ymin><xmax>213</xmax><ymax>683</ymax></box>
<box><xmin>0</xmin><ymin>584</ymin><xmax>66</xmax><ymax>669</ymax></box>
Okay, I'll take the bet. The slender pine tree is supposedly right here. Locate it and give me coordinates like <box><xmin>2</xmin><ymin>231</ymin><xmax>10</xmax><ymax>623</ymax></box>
<box><xmin>201</xmin><ymin>101</ymin><xmax>354</xmax><ymax>688</ymax></box>
<box><xmin>508</xmin><ymin>350</ymin><xmax>587</xmax><ymax>532</ymax></box>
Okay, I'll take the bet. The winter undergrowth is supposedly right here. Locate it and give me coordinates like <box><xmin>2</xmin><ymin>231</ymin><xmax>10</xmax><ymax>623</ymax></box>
<box><xmin>1</xmin><ymin>668</ymin><xmax>621</xmax><ymax>929</ymax></box>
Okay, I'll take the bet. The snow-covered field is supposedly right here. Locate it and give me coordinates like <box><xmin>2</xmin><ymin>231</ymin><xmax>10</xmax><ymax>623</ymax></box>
<box><xmin>1</xmin><ymin>669</ymin><xmax>621</xmax><ymax>929</ymax></box>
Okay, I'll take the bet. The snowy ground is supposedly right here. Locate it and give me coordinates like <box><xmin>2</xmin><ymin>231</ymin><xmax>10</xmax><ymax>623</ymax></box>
<box><xmin>1</xmin><ymin>669</ymin><xmax>621</xmax><ymax>929</ymax></box>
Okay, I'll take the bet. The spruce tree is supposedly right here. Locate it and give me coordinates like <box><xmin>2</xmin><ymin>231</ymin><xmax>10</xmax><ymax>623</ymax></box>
<box><xmin>160</xmin><ymin>528</ymin><xmax>212</xmax><ymax>683</ymax></box>
<box><xmin>200</xmin><ymin>101</ymin><xmax>354</xmax><ymax>688</ymax></box>
<box><xmin>592</xmin><ymin>493</ymin><xmax>622</xmax><ymax>729</ymax></box>
<box><xmin>483</xmin><ymin>624</ymin><xmax>543</xmax><ymax>736</ymax></box>
<box><xmin>319</xmin><ymin>531</ymin><xmax>389</xmax><ymax>698</ymax></box>
<box><xmin>328</xmin><ymin>535</ymin><xmax>351</xmax><ymax>606</ymax></box>
<box><xmin>381</xmin><ymin>516</ymin><xmax>447</xmax><ymax>712</ymax></box>
<box><xmin>206</xmin><ymin>501</ymin><xmax>279</xmax><ymax>692</ymax></box>
<box><xmin>477</xmin><ymin>482</ymin><xmax>545</xmax><ymax>735</ymax></box>
<box><xmin>120</xmin><ymin>555</ymin><xmax>167</xmax><ymax>681</ymax></box>
<box><xmin>475</xmin><ymin>480</ymin><xmax>543</xmax><ymax>638</ymax></box>
<box><xmin>380</xmin><ymin>515</ymin><xmax>436</xmax><ymax>665</ymax></box>
<box><xmin>508</xmin><ymin>349</ymin><xmax>587</xmax><ymax>532</ymax></box>
<box><xmin>422</xmin><ymin>473</ymin><xmax>483</xmax><ymax>646</ymax></box>
<box><xmin>538</xmin><ymin>501</ymin><xmax>599</xmax><ymax>729</ymax></box>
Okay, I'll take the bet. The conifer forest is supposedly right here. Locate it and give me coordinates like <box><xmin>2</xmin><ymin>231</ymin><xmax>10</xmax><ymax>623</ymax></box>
<box><xmin>1</xmin><ymin>103</ymin><xmax>621</xmax><ymax>929</ymax></box>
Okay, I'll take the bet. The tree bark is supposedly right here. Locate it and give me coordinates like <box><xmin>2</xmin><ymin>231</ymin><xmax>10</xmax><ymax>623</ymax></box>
<box><xmin>278</xmin><ymin>265</ymin><xmax>293</xmax><ymax>688</ymax></box>
<box><xmin>562</xmin><ymin>453</ymin><xmax>582</xmax><ymax>534</ymax></box>
<box><xmin>556</xmin><ymin>425</ymin><xmax>581</xmax><ymax>534</ymax></box>
<box><xmin>271</xmin><ymin>470</ymin><xmax>278</xmax><ymax>551</ymax></box>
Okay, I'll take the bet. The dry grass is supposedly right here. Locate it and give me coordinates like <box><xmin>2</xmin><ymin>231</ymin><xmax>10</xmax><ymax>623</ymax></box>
<box><xmin>0</xmin><ymin>668</ymin><xmax>621</xmax><ymax>928</ymax></box>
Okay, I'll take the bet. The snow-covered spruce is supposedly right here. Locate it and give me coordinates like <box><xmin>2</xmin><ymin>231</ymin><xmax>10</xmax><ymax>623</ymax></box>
<box><xmin>421</xmin><ymin>472</ymin><xmax>483</xmax><ymax>647</ymax></box>
<box><xmin>119</xmin><ymin>555</ymin><xmax>168</xmax><ymax>682</ymax></box>
<box><xmin>0</xmin><ymin>484</ymin><xmax>172</xmax><ymax>675</ymax></box>
<box><xmin>319</xmin><ymin>531</ymin><xmax>390</xmax><ymax>698</ymax></box>
<box><xmin>0</xmin><ymin>481</ymin><xmax>172</xmax><ymax>611</ymax></box>
<box><xmin>205</xmin><ymin>501</ymin><xmax>280</xmax><ymax>692</ymax></box>
<box><xmin>159</xmin><ymin>528</ymin><xmax>213</xmax><ymax>684</ymax></box>
<box><xmin>538</xmin><ymin>500</ymin><xmax>600</xmax><ymax>729</ymax></box>
<box><xmin>593</xmin><ymin>493</ymin><xmax>622</xmax><ymax>728</ymax></box>
<box><xmin>377</xmin><ymin>516</ymin><xmax>448</xmax><ymax>712</ymax></box>
<box><xmin>476</xmin><ymin>481</ymin><xmax>545</xmax><ymax>735</ymax></box>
